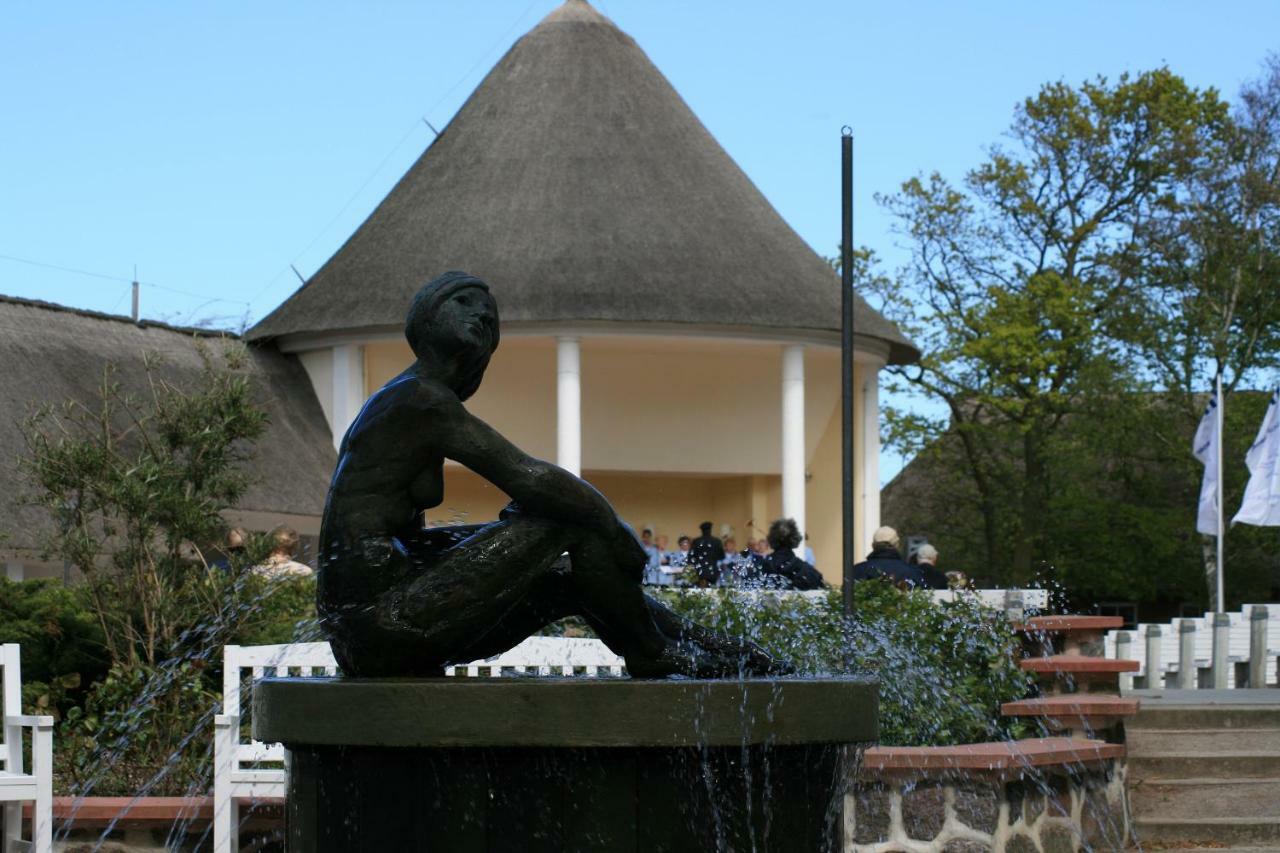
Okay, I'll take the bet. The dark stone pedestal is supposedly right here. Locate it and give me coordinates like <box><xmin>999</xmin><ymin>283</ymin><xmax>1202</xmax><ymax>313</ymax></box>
<box><xmin>254</xmin><ymin>676</ymin><xmax>877</xmax><ymax>853</ymax></box>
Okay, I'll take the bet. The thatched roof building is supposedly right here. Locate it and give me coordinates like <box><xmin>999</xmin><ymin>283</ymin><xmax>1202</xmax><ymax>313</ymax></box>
<box><xmin>249</xmin><ymin>0</ymin><xmax>916</xmax><ymax>365</ymax></box>
<box><xmin>3</xmin><ymin>1</ymin><xmax>915</xmax><ymax>582</ymax></box>
<box><xmin>0</xmin><ymin>296</ymin><xmax>335</xmax><ymax>571</ymax></box>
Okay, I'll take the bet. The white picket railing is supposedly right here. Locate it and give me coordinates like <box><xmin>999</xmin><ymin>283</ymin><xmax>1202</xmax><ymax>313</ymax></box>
<box><xmin>1105</xmin><ymin>603</ymin><xmax>1280</xmax><ymax>691</ymax></box>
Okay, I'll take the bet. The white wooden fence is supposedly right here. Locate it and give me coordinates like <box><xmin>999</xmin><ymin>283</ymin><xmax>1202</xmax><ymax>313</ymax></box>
<box><xmin>1104</xmin><ymin>604</ymin><xmax>1280</xmax><ymax>691</ymax></box>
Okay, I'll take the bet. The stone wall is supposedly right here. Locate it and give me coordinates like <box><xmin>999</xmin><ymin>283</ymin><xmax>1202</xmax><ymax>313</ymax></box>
<box><xmin>845</xmin><ymin>761</ymin><xmax>1129</xmax><ymax>852</ymax></box>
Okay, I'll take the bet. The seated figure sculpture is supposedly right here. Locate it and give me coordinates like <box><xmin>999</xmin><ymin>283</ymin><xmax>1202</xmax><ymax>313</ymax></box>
<box><xmin>318</xmin><ymin>271</ymin><xmax>790</xmax><ymax>678</ymax></box>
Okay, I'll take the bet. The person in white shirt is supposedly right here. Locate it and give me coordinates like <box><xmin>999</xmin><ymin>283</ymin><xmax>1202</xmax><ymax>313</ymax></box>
<box><xmin>254</xmin><ymin>525</ymin><xmax>314</xmax><ymax>578</ymax></box>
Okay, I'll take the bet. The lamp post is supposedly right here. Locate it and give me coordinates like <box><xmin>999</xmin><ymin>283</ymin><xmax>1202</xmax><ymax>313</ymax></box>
<box><xmin>841</xmin><ymin>127</ymin><xmax>855</xmax><ymax>616</ymax></box>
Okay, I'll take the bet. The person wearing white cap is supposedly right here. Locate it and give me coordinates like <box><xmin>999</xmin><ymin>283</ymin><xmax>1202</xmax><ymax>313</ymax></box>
<box><xmin>850</xmin><ymin>526</ymin><xmax>926</xmax><ymax>588</ymax></box>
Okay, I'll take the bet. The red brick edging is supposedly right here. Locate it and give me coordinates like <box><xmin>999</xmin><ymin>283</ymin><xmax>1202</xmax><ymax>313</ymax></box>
<box><xmin>25</xmin><ymin>796</ymin><xmax>282</xmax><ymax>826</ymax></box>
<box><xmin>861</xmin><ymin>736</ymin><xmax>1125</xmax><ymax>773</ymax></box>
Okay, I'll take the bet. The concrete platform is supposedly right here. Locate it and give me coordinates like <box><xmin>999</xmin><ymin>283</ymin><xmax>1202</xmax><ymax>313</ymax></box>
<box><xmin>1126</xmin><ymin>688</ymin><xmax>1280</xmax><ymax>705</ymax></box>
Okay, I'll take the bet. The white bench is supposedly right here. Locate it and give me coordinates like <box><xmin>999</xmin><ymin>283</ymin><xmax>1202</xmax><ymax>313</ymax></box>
<box><xmin>1</xmin><ymin>644</ymin><xmax>53</xmax><ymax>853</ymax></box>
<box><xmin>213</xmin><ymin>636</ymin><xmax>625</xmax><ymax>853</ymax></box>
<box><xmin>1106</xmin><ymin>605</ymin><xmax>1280</xmax><ymax>690</ymax></box>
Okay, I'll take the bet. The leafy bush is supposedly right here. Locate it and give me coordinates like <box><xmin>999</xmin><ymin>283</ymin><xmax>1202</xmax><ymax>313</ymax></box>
<box><xmin>0</xmin><ymin>578</ymin><xmax>108</xmax><ymax>718</ymax></box>
<box><xmin>57</xmin><ymin>661</ymin><xmax>217</xmax><ymax>797</ymax></box>
<box><xmin>3</xmin><ymin>572</ymin><xmax>321</xmax><ymax>796</ymax></box>
<box><xmin>656</xmin><ymin>583</ymin><xmax>1034</xmax><ymax>746</ymax></box>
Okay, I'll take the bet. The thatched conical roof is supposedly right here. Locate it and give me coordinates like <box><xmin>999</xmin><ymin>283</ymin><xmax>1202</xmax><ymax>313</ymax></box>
<box><xmin>249</xmin><ymin>0</ymin><xmax>916</xmax><ymax>364</ymax></box>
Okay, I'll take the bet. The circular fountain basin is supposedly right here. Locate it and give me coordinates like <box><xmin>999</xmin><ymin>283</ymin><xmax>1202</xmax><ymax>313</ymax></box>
<box><xmin>255</xmin><ymin>676</ymin><xmax>876</xmax><ymax>852</ymax></box>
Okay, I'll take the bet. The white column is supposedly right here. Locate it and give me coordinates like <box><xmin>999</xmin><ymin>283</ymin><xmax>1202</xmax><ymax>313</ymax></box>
<box><xmin>781</xmin><ymin>344</ymin><xmax>806</xmax><ymax>536</ymax></box>
<box><xmin>5</xmin><ymin>562</ymin><xmax>23</xmax><ymax>582</ymax></box>
<box><xmin>557</xmin><ymin>337</ymin><xmax>582</xmax><ymax>477</ymax></box>
<box><xmin>860</xmin><ymin>365</ymin><xmax>881</xmax><ymax>549</ymax></box>
<box><xmin>331</xmin><ymin>344</ymin><xmax>365</xmax><ymax>452</ymax></box>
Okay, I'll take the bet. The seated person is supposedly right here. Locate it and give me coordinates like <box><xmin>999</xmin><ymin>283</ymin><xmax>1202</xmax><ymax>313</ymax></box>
<box><xmin>718</xmin><ymin>537</ymin><xmax>758</xmax><ymax>586</ymax></box>
<box><xmin>757</xmin><ymin>518</ymin><xmax>825</xmax><ymax>591</ymax></box>
<box><xmin>850</xmin><ymin>526</ymin><xmax>927</xmax><ymax>589</ymax></box>
<box><xmin>667</xmin><ymin>535</ymin><xmax>691</xmax><ymax>569</ymax></box>
<box><xmin>318</xmin><ymin>272</ymin><xmax>787</xmax><ymax>679</ymax></box>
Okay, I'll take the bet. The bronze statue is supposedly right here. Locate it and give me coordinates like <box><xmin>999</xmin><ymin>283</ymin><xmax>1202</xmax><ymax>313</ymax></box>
<box><xmin>318</xmin><ymin>271</ymin><xmax>790</xmax><ymax>678</ymax></box>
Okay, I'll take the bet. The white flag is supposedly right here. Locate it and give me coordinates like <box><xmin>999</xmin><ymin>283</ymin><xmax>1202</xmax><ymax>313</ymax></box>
<box><xmin>1233</xmin><ymin>388</ymin><xmax>1280</xmax><ymax>527</ymax></box>
<box><xmin>1193</xmin><ymin>392</ymin><xmax>1220</xmax><ymax>535</ymax></box>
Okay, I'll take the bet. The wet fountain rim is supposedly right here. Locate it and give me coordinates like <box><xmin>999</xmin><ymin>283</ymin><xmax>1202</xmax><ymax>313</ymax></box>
<box><xmin>253</xmin><ymin>675</ymin><xmax>877</xmax><ymax>749</ymax></box>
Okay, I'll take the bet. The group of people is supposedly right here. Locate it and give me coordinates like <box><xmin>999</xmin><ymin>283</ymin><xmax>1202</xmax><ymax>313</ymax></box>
<box><xmin>639</xmin><ymin>518</ymin><xmax>825</xmax><ymax>591</ymax></box>
<box><xmin>850</xmin><ymin>526</ymin><xmax>963</xmax><ymax>590</ymax></box>
<box><xmin>217</xmin><ymin>525</ymin><xmax>315</xmax><ymax>578</ymax></box>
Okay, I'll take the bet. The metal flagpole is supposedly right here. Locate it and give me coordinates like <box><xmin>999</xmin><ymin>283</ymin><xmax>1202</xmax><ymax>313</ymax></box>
<box><xmin>1216</xmin><ymin>370</ymin><xmax>1225</xmax><ymax>614</ymax></box>
<box><xmin>841</xmin><ymin>127</ymin><xmax>855</xmax><ymax>616</ymax></box>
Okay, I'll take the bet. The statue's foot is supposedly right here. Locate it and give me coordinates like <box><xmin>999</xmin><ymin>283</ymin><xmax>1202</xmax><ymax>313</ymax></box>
<box><xmin>625</xmin><ymin>637</ymin><xmax>794</xmax><ymax>679</ymax></box>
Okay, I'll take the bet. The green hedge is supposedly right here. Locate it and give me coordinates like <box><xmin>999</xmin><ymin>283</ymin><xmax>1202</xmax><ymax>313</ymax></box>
<box><xmin>655</xmin><ymin>583</ymin><xmax>1034</xmax><ymax>746</ymax></box>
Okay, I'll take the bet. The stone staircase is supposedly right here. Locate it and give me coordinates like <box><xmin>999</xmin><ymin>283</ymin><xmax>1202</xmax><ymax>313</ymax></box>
<box><xmin>1127</xmin><ymin>702</ymin><xmax>1280</xmax><ymax>848</ymax></box>
<box><xmin>1005</xmin><ymin>616</ymin><xmax>1140</xmax><ymax>736</ymax></box>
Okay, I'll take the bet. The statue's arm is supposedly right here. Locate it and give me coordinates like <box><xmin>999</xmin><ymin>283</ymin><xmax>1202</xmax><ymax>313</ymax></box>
<box><xmin>430</xmin><ymin>400</ymin><xmax>616</xmax><ymax>528</ymax></box>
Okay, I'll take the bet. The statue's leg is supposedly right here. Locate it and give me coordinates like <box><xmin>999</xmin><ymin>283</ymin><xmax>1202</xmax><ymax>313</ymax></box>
<box><xmin>392</xmin><ymin>515</ymin><xmax>791</xmax><ymax>678</ymax></box>
<box><xmin>393</xmin><ymin>515</ymin><xmax>667</xmax><ymax>669</ymax></box>
<box><xmin>641</xmin><ymin>594</ymin><xmax>794</xmax><ymax>676</ymax></box>
<box><xmin>557</xmin><ymin>532</ymin><xmax>795</xmax><ymax>677</ymax></box>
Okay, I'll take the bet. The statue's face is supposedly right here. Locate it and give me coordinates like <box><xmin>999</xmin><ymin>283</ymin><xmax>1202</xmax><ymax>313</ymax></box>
<box><xmin>428</xmin><ymin>286</ymin><xmax>498</xmax><ymax>356</ymax></box>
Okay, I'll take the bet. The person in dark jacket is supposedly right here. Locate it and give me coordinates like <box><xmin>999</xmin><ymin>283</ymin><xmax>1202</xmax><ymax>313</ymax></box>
<box><xmin>689</xmin><ymin>521</ymin><xmax>726</xmax><ymax>587</ymax></box>
<box><xmin>758</xmin><ymin>518</ymin><xmax>825</xmax><ymax>590</ymax></box>
<box><xmin>914</xmin><ymin>543</ymin><xmax>948</xmax><ymax>590</ymax></box>
<box><xmin>851</xmin><ymin>526</ymin><xmax>926</xmax><ymax>588</ymax></box>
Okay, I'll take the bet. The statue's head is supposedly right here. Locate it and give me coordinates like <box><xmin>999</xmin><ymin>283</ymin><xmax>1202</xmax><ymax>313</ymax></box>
<box><xmin>405</xmin><ymin>271</ymin><xmax>501</xmax><ymax>400</ymax></box>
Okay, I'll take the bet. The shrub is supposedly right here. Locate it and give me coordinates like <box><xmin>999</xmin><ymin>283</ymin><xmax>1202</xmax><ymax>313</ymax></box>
<box><xmin>57</xmin><ymin>661</ymin><xmax>217</xmax><ymax>797</ymax></box>
<box><xmin>0</xmin><ymin>578</ymin><xmax>108</xmax><ymax>718</ymax></box>
<box><xmin>24</xmin><ymin>573</ymin><xmax>320</xmax><ymax>796</ymax></box>
<box><xmin>655</xmin><ymin>583</ymin><xmax>1034</xmax><ymax>746</ymax></box>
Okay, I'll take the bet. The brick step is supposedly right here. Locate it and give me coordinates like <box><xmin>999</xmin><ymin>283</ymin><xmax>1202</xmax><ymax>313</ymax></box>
<box><xmin>1017</xmin><ymin>615</ymin><xmax>1123</xmax><ymax>656</ymax></box>
<box><xmin>1001</xmin><ymin>695</ymin><xmax>1138</xmax><ymax>731</ymax></box>
<box><xmin>1129</xmin><ymin>753</ymin><xmax>1280</xmax><ymax>780</ymax></box>
<box><xmin>1016</xmin><ymin>615</ymin><xmax>1123</xmax><ymax>633</ymax></box>
<box><xmin>859</xmin><ymin>736</ymin><xmax>1123</xmax><ymax>774</ymax></box>
<box><xmin>1127</xmin><ymin>727</ymin><xmax>1280</xmax><ymax>756</ymax></box>
<box><xmin>1130</xmin><ymin>777</ymin><xmax>1280</xmax><ymax>821</ymax></box>
<box><xmin>1020</xmin><ymin>655</ymin><xmax>1138</xmax><ymax>674</ymax></box>
<box><xmin>1133</xmin><ymin>817</ymin><xmax>1280</xmax><ymax>846</ymax></box>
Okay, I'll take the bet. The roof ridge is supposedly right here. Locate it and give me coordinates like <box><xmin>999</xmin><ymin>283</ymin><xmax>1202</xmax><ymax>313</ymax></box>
<box><xmin>0</xmin><ymin>293</ymin><xmax>240</xmax><ymax>339</ymax></box>
<box><xmin>540</xmin><ymin>0</ymin><xmax>614</xmax><ymax>27</ymax></box>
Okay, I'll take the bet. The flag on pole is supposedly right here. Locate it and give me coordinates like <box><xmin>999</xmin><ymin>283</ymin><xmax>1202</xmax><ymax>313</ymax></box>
<box><xmin>1233</xmin><ymin>388</ymin><xmax>1280</xmax><ymax>527</ymax></box>
<box><xmin>1193</xmin><ymin>391</ymin><xmax>1221</xmax><ymax>535</ymax></box>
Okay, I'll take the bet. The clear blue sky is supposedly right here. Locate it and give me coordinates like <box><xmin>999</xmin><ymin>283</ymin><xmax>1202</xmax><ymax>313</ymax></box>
<box><xmin>4</xmin><ymin>2</ymin><xmax>1278</xmax><ymax>477</ymax></box>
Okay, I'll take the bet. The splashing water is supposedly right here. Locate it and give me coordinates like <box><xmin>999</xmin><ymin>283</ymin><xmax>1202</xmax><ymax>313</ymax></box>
<box><xmin>51</xmin><ymin>572</ymin><xmax>1128</xmax><ymax>852</ymax></box>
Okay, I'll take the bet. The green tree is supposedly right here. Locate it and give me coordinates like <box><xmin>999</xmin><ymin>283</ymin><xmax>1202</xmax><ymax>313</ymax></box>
<box><xmin>1112</xmin><ymin>56</ymin><xmax>1280</xmax><ymax>606</ymax></box>
<box><xmin>19</xmin><ymin>340</ymin><xmax>322</xmax><ymax>795</ymax></box>
<box><xmin>21</xmin><ymin>341</ymin><xmax>268</xmax><ymax>668</ymax></box>
<box><xmin>871</xmin><ymin>69</ymin><xmax>1228</xmax><ymax>585</ymax></box>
